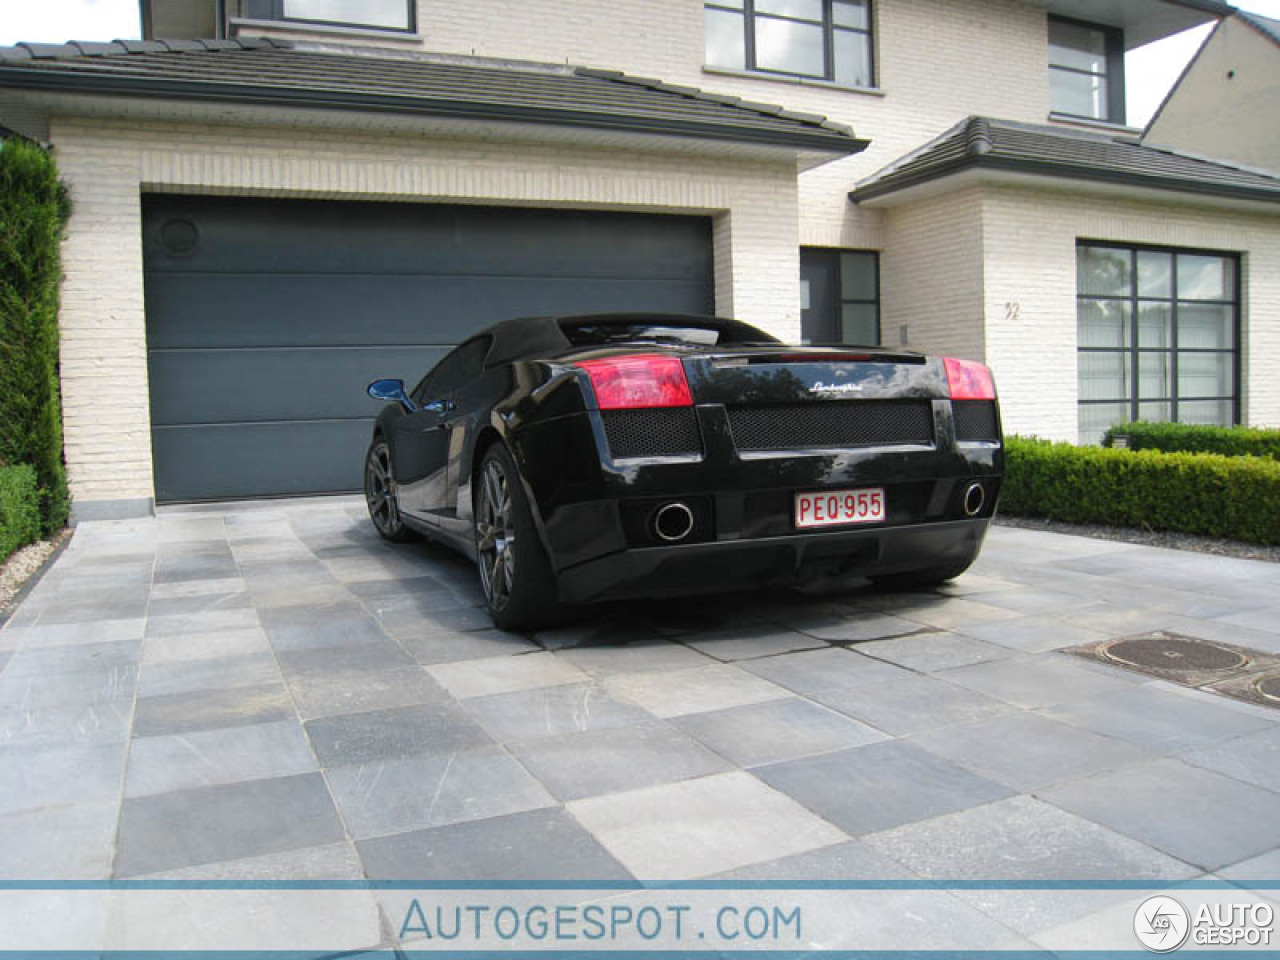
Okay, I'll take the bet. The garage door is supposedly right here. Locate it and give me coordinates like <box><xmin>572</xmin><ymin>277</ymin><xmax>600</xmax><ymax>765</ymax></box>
<box><xmin>143</xmin><ymin>197</ymin><xmax>714</xmax><ymax>502</ymax></box>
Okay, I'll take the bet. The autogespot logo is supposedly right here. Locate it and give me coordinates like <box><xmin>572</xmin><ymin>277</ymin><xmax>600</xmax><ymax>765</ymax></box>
<box><xmin>1134</xmin><ymin>896</ymin><xmax>1191</xmax><ymax>952</ymax></box>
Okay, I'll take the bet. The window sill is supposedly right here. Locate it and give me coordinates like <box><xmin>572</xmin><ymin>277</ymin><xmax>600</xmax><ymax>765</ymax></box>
<box><xmin>1048</xmin><ymin>112</ymin><xmax>1142</xmax><ymax>135</ymax></box>
<box><xmin>702</xmin><ymin>65</ymin><xmax>885</xmax><ymax>97</ymax></box>
<box><xmin>228</xmin><ymin>18</ymin><xmax>423</xmax><ymax>43</ymax></box>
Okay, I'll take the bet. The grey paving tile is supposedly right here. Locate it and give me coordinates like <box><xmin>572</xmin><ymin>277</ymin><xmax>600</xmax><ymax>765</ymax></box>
<box><xmin>326</xmin><ymin>744</ymin><xmax>554</xmax><ymax>840</ymax></box>
<box><xmin>114</xmin><ymin>772</ymin><xmax>345</xmax><ymax>877</ymax></box>
<box><xmin>954</xmin><ymin>616</ymin><xmax>1110</xmax><ymax>654</ymax></box>
<box><xmin>258</xmin><ymin>601</ymin><xmax>390</xmax><ymax>652</ymax></box>
<box><xmin>673</xmin><ymin>697</ymin><xmax>887</xmax><ymax>768</ymax></box>
<box><xmin>0</xmin><ymin>741</ymin><xmax>127</xmax><ymax>814</ymax></box>
<box><xmin>1217</xmin><ymin>848</ymin><xmax>1280</xmax><ymax>886</ymax></box>
<box><xmin>346</xmin><ymin>575</ymin><xmax>449</xmax><ymax>601</ymax></box>
<box><xmin>126</xmin><ymin>720</ymin><xmax>318</xmax><ymax>797</ymax></box>
<box><xmin>0</xmin><ymin>800</ymin><xmax>120</xmax><ymax>879</ymax></box>
<box><xmin>288</xmin><ymin>668</ymin><xmax>447</xmax><ymax>720</ymax></box>
<box><xmin>755</xmin><ymin>741</ymin><xmax>1013</xmax><ymax>837</ymax></box>
<box><xmin>427</xmin><ymin>652</ymin><xmax>587</xmax><ymax>699</ymax></box>
<box><xmin>853</xmin><ymin>631</ymin><xmax>1012</xmax><ymax>672</ymax></box>
<box><xmin>458</xmin><ymin>682</ymin><xmax>651</xmax><ymax>744</ymax></box>
<box><xmin>1181</xmin><ymin>726</ymin><xmax>1280</xmax><ymax>792</ymax></box>
<box><xmin>808</xmin><ymin>670</ymin><xmax>1014</xmax><ymax>736</ymax></box>
<box><xmin>148</xmin><ymin>577</ymin><xmax>247</xmax><ymax>601</ymax></box>
<box><xmin>1219</xmin><ymin>605</ymin><xmax>1280</xmax><ymax>635</ymax></box>
<box><xmin>864</xmin><ymin>795</ymin><xmax>1198</xmax><ymax>935</ymax></box>
<box><xmin>529</xmin><ymin>619</ymin><xmax>664</xmax><ymax>652</ymax></box>
<box><xmin>305</xmin><ymin>701</ymin><xmax>491</xmax><ymax>767</ymax></box>
<box><xmin>357</xmin><ymin>807</ymin><xmax>632</xmax><ymax>881</ymax></box>
<box><xmin>910</xmin><ymin>711</ymin><xmax>1153</xmax><ymax>792</ymax></box>
<box><xmin>364</xmin><ymin>589</ymin><xmax>474</xmax><ymax>635</ymax></box>
<box><xmin>133</xmin><ymin>682</ymin><xmax>295</xmax><ymax>737</ymax></box>
<box><xmin>0</xmin><ymin>652</ymin><xmax>9</xmax><ymax>674</ymax></box>
<box><xmin>681</xmin><ymin>623</ymin><xmax>828</xmax><ymax>661</ymax></box>
<box><xmin>567</xmin><ymin>770</ymin><xmax>848</xmax><ymax>880</ymax></box>
<box><xmin>741</xmin><ymin>646</ymin><xmax>908</xmax><ymax>697</ymax></box>
<box><xmin>137</xmin><ymin>652</ymin><xmax>282</xmax><ymax>698</ymax></box>
<box><xmin>603</xmin><ymin>663</ymin><xmax>790</xmax><ymax>718</ymax></box>
<box><xmin>1041</xmin><ymin>759</ymin><xmax>1280</xmax><ymax>872</ymax></box>
<box><xmin>0</xmin><ymin>699</ymin><xmax>132</xmax><ymax>750</ymax></box>
<box><xmin>9</xmin><ymin>618</ymin><xmax>147</xmax><ymax>649</ymax></box>
<box><xmin>0</xmin><ymin>662</ymin><xmax>137</xmax><ymax>710</ymax></box>
<box><xmin>787</xmin><ymin>610</ymin><xmax>928</xmax><ymax>643</ymax></box>
<box><xmin>712</xmin><ymin>838</ymin><xmax>914</xmax><ymax>880</ymax></box>
<box><xmin>554</xmin><ymin>638</ymin><xmax>712</xmax><ymax>675</ymax></box>
<box><xmin>965</xmin><ymin>587</ymin><xmax>1098</xmax><ymax>615</ymax></box>
<box><xmin>1044</xmin><ymin>684</ymin><xmax>1275</xmax><ymax>754</ymax></box>
<box><xmin>142</xmin><ymin>627</ymin><xmax>272</xmax><ymax>665</ymax></box>
<box><xmin>39</xmin><ymin>591</ymin><xmax>149</xmax><ymax>625</ymax></box>
<box><xmin>276</xmin><ymin>637</ymin><xmax>417</xmax><ymax>681</ymax></box>
<box><xmin>936</xmin><ymin>653</ymin><xmax>1140</xmax><ymax>709</ymax></box>
<box><xmin>145</xmin><ymin>608</ymin><xmax>261</xmax><ymax>640</ymax></box>
<box><xmin>140</xmin><ymin>841</ymin><xmax>365</xmax><ymax>880</ymax></box>
<box><xmin>2</xmin><ymin>639</ymin><xmax>142</xmax><ymax>678</ymax></box>
<box><xmin>396</xmin><ymin>628</ymin><xmax>538</xmax><ymax>665</ymax></box>
<box><xmin>385</xmin><ymin>604</ymin><xmax>495</xmax><ymax>636</ymax></box>
<box><xmin>146</xmin><ymin>591</ymin><xmax>253</xmax><ymax>620</ymax></box>
<box><xmin>510</xmin><ymin>720</ymin><xmax>731</xmax><ymax>801</ymax></box>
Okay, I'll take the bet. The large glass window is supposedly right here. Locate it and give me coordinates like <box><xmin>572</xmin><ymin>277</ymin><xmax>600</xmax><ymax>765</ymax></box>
<box><xmin>800</xmin><ymin>248</ymin><xmax>879</xmax><ymax>344</ymax></box>
<box><xmin>242</xmin><ymin>0</ymin><xmax>413</xmax><ymax>31</ymax></box>
<box><xmin>1049</xmin><ymin>16</ymin><xmax>1124</xmax><ymax>122</ymax></box>
<box><xmin>705</xmin><ymin>0</ymin><xmax>873</xmax><ymax>87</ymax></box>
<box><xmin>1077</xmin><ymin>243</ymin><xmax>1239</xmax><ymax>444</ymax></box>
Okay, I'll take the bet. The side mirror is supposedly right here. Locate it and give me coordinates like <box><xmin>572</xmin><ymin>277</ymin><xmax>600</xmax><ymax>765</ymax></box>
<box><xmin>367</xmin><ymin>378</ymin><xmax>415</xmax><ymax>411</ymax></box>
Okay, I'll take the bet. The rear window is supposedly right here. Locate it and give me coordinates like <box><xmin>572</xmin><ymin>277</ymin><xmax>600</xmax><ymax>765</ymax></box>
<box><xmin>561</xmin><ymin>319</ymin><xmax>779</xmax><ymax>347</ymax></box>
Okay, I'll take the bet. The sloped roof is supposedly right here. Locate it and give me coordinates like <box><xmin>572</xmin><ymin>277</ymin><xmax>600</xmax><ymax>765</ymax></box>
<box><xmin>851</xmin><ymin>116</ymin><xmax>1280</xmax><ymax>205</ymax></box>
<box><xmin>1238</xmin><ymin>9</ymin><xmax>1280</xmax><ymax>45</ymax></box>
<box><xmin>0</xmin><ymin>38</ymin><xmax>866</xmax><ymax>155</ymax></box>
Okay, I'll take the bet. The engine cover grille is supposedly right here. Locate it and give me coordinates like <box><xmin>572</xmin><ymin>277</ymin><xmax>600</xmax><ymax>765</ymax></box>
<box><xmin>727</xmin><ymin>400</ymin><xmax>934</xmax><ymax>451</ymax></box>
<box><xmin>601</xmin><ymin>408</ymin><xmax>702</xmax><ymax>459</ymax></box>
<box><xmin>953</xmin><ymin>400</ymin><xmax>1000</xmax><ymax>442</ymax></box>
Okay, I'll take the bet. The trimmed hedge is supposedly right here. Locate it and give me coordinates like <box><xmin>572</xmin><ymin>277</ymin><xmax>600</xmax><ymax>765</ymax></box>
<box><xmin>1002</xmin><ymin>435</ymin><xmax>1280</xmax><ymax>545</ymax></box>
<box><xmin>1103</xmin><ymin>421</ymin><xmax>1280</xmax><ymax>460</ymax></box>
<box><xmin>0</xmin><ymin>464</ymin><xmax>40</xmax><ymax>562</ymax></box>
<box><xmin>0</xmin><ymin>136</ymin><xmax>70</xmax><ymax>534</ymax></box>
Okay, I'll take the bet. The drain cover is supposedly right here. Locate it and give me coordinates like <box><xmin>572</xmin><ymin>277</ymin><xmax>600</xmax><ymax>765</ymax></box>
<box><xmin>1259</xmin><ymin>675</ymin><xmax>1280</xmax><ymax>703</ymax></box>
<box><xmin>1207</xmin><ymin>668</ymin><xmax>1280</xmax><ymax>709</ymax></box>
<box><xmin>1104</xmin><ymin>633</ymin><xmax>1249</xmax><ymax>674</ymax></box>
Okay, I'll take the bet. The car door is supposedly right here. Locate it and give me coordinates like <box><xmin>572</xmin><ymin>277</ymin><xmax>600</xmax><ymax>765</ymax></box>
<box><xmin>433</xmin><ymin>337</ymin><xmax>494</xmax><ymax>539</ymax></box>
<box><xmin>391</xmin><ymin>350</ymin><xmax>460</xmax><ymax>520</ymax></box>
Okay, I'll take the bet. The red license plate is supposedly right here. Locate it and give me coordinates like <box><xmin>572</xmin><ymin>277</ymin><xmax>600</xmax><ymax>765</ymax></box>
<box><xmin>794</xmin><ymin>488</ymin><xmax>885</xmax><ymax>529</ymax></box>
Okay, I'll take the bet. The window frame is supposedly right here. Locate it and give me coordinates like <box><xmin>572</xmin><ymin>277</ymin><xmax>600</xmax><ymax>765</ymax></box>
<box><xmin>1076</xmin><ymin>240</ymin><xmax>1241</xmax><ymax>439</ymax></box>
<box><xmin>1048</xmin><ymin>14</ymin><xmax>1126</xmax><ymax>124</ymax></box>
<box><xmin>800</xmin><ymin>247</ymin><xmax>880</xmax><ymax>345</ymax></box>
<box><xmin>241</xmin><ymin>0</ymin><xmax>416</xmax><ymax>34</ymax></box>
<box><xmin>704</xmin><ymin>0</ymin><xmax>875</xmax><ymax>88</ymax></box>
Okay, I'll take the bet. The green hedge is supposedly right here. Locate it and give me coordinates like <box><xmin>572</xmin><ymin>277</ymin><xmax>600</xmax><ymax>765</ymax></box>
<box><xmin>1002</xmin><ymin>436</ymin><xmax>1280</xmax><ymax>545</ymax></box>
<box><xmin>1103</xmin><ymin>421</ymin><xmax>1280</xmax><ymax>460</ymax></box>
<box><xmin>0</xmin><ymin>136</ymin><xmax>70</xmax><ymax>534</ymax></box>
<box><xmin>0</xmin><ymin>464</ymin><xmax>40</xmax><ymax>561</ymax></box>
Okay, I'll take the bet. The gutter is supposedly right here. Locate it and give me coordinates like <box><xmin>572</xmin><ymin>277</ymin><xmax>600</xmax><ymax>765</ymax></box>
<box><xmin>0</xmin><ymin>66</ymin><xmax>869</xmax><ymax>156</ymax></box>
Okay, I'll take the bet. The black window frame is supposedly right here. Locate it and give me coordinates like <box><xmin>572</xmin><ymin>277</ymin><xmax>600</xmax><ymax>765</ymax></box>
<box><xmin>704</xmin><ymin>0</ymin><xmax>875</xmax><ymax>88</ymax></box>
<box><xmin>241</xmin><ymin>0</ymin><xmax>416</xmax><ymax>33</ymax></box>
<box><xmin>1076</xmin><ymin>240</ymin><xmax>1241</xmax><ymax>441</ymax></box>
<box><xmin>412</xmin><ymin>336</ymin><xmax>491</xmax><ymax>405</ymax></box>
<box><xmin>800</xmin><ymin>247</ymin><xmax>880</xmax><ymax>345</ymax></box>
<box><xmin>1048</xmin><ymin>14</ymin><xmax>1126</xmax><ymax>124</ymax></box>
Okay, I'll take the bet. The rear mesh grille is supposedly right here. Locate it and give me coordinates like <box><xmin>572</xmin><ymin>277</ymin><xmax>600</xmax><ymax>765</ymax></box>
<box><xmin>727</xmin><ymin>400</ymin><xmax>934</xmax><ymax>451</ymax></box>
<box><xmin>602</xmin><ymin>408</ymin><xmax>702</xmax><ymax>459</ymax></box>
<box><xmin>953</xmin><ymin>400</ymin><xmax>1000</xmax><ymax>441</ymax></box>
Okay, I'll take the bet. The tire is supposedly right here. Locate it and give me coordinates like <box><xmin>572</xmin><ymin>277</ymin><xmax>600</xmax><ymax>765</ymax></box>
<box><xmin>473</xmin><ymin>443</ymin><xmax>566</xmax><ymax>631</ymax></box>
<box><xmin>870</xmin><ymin>558</ymin><xmax>974</xmax><ymax>592</ymax></box>
<box><xmin>364</xmin><ymin>438</ymin><xmax>417</xmax><ymax>543</ymax></box>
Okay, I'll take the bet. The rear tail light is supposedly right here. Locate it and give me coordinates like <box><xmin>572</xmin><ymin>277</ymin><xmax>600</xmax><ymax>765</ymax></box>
<box><xmin>576</xmin><ymin>354</ymin><xmax>693</xmax><ymax>410</ymax></box>
<box><xmin>944</xmin><ymin>357</ymin><xmax>996</xmax><ymax>401</ymax></box>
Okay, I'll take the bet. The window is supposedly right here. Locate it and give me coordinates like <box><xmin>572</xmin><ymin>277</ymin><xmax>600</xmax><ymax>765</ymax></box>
<box><xmin>1077</xmin><ymin>243</ymin><xmax>1239</xmax><ymax>444</ymax></box>
<box><xmin>705</xmin><ymin>0</ymin><xmax>873</xmax><ymax>87</ymax></box>
<box><xmin>241</xmin><ymin>0</ymin><xmax>414</xmax><ymax>31</ymax></box>
<box><xmin>1049</xmin><ymin>16</ymin><xmax>1124</xmax><ymax>122</ymax></box>
<box><xmin>800</xmin><ymin>249</ymin><xmax>879</xmax><ymax>344</ymax></box>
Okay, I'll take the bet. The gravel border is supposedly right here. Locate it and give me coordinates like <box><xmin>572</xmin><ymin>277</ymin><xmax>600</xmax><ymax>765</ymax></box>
<box><xmin>996</xmin><ymin>514</ymin><xmax>1280</xmax><ymax>564</ymax></box>
<box><xmin>0</xmin><ymin>529</ymin><xmax>71</xmax><ymax>624</ymax></box>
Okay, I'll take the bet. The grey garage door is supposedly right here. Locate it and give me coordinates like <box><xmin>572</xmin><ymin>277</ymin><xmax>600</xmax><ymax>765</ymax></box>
<box><xmin>143</xmin><ymin>197</ymin><xmax>714</xmax><ymax>502</ymax></box>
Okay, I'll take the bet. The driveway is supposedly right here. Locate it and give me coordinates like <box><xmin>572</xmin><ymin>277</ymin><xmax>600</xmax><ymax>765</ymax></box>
<box><xmin>1</xmin><ymin>497</ymin><xmax>1278</xmax><ymax>950</ymax></box>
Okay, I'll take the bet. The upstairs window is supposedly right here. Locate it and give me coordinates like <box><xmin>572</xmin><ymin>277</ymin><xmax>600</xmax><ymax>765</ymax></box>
<box><xmin>1049</xmin><ymin>16</ymin><xmax>1124</xmax><ymax>122</ymax></box>
<box><xmin>705</xmin><ymin>0</ymin><xmax>874</xmax><ymax>88</ymax></box>
<box><xmin>241</xmin><ymin>0</ymin><xmax>414</xmax><ymax>31</ymax></box>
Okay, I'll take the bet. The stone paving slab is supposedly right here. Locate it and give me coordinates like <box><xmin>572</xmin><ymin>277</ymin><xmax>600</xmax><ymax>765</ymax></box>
<box><xmin>0</xmin><ymin>499</ymin><xmax>1277</xmax><ymax>949</ymax></box>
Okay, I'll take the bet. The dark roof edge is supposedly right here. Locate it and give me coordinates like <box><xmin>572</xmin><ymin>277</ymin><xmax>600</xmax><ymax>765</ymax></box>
<box><xmin>849</xmin><ymin>152</ymin><xmax>1280</xmax><ymax>206</ymax></box>
<box><xmin>0</xmin><ymin>60</ymin><xmax>867</xmax><ymax>156</ymax></box>
<box><xmin>1237</xmin><ymin>9</ymin><xmax>1280</xmax><ymax>46</ymax></box>
<box><xmin>1165</xmin><ymin>0</ymin><xmax>1235</xmax><ymax>16</ymax></box>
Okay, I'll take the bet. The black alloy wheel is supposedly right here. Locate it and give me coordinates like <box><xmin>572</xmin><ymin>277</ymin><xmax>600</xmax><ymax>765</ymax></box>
<box><xmin>365</xmin><ymin>439</ymin><xmax>415</xmax><ymax>542</ymax></box>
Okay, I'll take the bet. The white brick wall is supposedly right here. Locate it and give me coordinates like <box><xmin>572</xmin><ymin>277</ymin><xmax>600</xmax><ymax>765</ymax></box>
<box><xmin>50</xmin><ymin>115</ymin><xmax>799</xmax><ymax>508</ymax></box>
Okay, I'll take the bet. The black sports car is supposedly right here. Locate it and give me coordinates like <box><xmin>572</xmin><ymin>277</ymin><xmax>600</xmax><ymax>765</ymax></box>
<box><xmin>364</xmin><ymin>313</ymin><xmax>1002</xmax><ymax>630</ymax></box>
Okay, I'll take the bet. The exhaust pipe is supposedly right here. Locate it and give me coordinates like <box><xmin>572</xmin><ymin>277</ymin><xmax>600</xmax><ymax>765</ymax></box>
<box><xmin>963</xmin><ymin>482</ymin><xmax>985</xmax><ymax>517</ymax></box>
<box><xmin>652</xmin><ymin>502</ymin><xmax>695</xmax><ymax>542</ymax></box>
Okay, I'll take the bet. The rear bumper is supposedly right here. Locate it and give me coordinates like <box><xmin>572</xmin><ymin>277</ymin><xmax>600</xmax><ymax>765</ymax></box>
<box><xmin>555</xmin><ymin>517</ymin><xmax>989</xmax><ymax>604</ymax></box>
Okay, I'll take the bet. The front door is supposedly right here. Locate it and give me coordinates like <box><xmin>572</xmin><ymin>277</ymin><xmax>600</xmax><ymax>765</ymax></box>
<box><xmin>800</xmin><ymin>249</ymin><xmax>840</xmax><ymax>344</ymax></box>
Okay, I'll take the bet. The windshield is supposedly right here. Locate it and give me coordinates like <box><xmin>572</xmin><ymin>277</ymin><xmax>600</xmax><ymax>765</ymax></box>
<box><xmin>561</xmin><ymin>320</ymin><xmax>779</xmax><ymax>347</ymax></box>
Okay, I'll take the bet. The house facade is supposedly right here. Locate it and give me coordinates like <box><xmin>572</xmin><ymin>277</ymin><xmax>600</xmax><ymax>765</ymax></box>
<box><xmin>1</xmin><ymin>0</ymin><xmax>1278</xmax><ymax>521</ymax></box>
